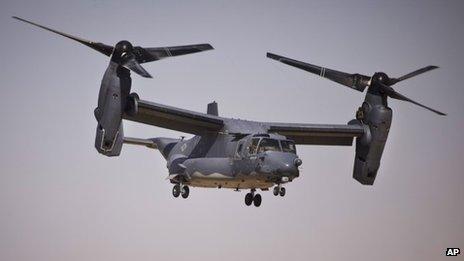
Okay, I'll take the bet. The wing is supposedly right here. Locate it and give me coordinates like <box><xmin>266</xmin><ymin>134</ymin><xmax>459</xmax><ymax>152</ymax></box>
<box><xmin>122</xmin><ymin>99</ymin><xmax>364</xmax><ymax>143</ymax></box>
<box><xmin>123</xmin><ymin>100</ymin><xmax>224</xmax><ymax>135</ymax></box>
<box><xmin>266</xmin><ymin>122</ymin><xmax>365</xmax><ymax>146</ymax></box>
<box><xmin>134</xmin><ymin>44</ymin><xmax>214</xmax><ymax>63</ymax></box>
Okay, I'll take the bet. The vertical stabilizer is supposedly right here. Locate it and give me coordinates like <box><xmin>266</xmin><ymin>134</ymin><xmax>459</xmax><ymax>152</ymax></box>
<box><xmin>207</xmin><ymin>101</ymin><xmax>219</xmax><ymax>116</ymax></box>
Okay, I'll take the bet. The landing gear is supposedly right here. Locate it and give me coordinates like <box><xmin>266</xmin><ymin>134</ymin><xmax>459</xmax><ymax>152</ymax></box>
<box><xmin>172</xmin><ymin>184</ymin><xmax>180</xmax><ymax>198</ymax></box>
<box><xmin>173</xmin><ymin>184</ymin><xmax>189</xmax><ymax>199</ymax></box>
<box><xmin>273</xmin><ymin>185</ymin><xmax>286</xmax><ymax>197</ymax></box>
<box><xmin>181</xmin><ymin>185</ymin><xmax>189</xmax><ymax>198</ymax></box>
<box><xmin>273</xmin><ymin>186</ymin><xmax>279</xmax><ymax>196</ymax></box>
<box><xmin>244</xmin><ymin>189</ymin><xmax>262</xmax><ymax>207</ymax></box>
<box><xmin>253</xmin><ymin>194</ymin><xmax>262</xmax><ymax>207</ymax></box>
<box><xmin>245</xmin><ymin>193</ymin><xmax>253</xmax><ymax>206</ymax></box>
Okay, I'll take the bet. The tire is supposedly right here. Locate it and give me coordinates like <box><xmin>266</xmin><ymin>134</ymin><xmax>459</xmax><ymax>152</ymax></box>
<box><xmin>245</xmin><ymin>193</ymin><xmax>253</xmax><ymax>206</ymax></box>
<box><xmin>273</xmin><ymin>186</ymin><xmax>279</xmax><ymax>196</ymax></box>
<box><xmin>253</xmin><ymin>194</ymin><xmax>262</xmax><ymax>207</ymax></box>
<box><xmin>181</xmin><ymin>185</ymin><xmax>190</xmax><ymax>199</ymax></box>
<box><xmin>279</xmin><ymin>187</ymin><xmax>286</xmax><ymax>197</ymax></box>
<box><xmin>172</xmin><ymin>184</ymin><xmax>180</xmax><ymax>198</ymax></box>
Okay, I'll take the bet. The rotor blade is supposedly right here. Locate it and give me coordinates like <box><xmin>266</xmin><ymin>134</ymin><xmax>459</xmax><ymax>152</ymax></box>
<box><xmin>134</xmin><ymin>44</ymin><xmax>214</xmax><ymax>63</ymax></box>
<box><xmin>267</xmin><ymin>52</ymin><xmax>371</xmax><ymax>92</ymax></box>
<box><xmin>12</xmin><ymin>16</ymin><xmax>114</xmax><ymax>56</ymax></box>
<box><xmin>379</xmin><ymin>83</ymin><xmax>446</xmax><ymax>115</ymax></box>
<box><xmin>389</xmin><ymin>65</ymin><xmax>439</xmax><ymax>85</ymax></box>
<box><xmin>122</xmin><ymin>55</ymin><xmax>152</xmax><ymax>78</ymax></box>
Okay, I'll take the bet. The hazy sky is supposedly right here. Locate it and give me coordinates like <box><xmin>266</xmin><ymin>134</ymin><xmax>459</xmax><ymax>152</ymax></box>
<box><xmin>1</xmin><ymin>1</ymin><xmax>463</xmax><ymax>260</ymax></box>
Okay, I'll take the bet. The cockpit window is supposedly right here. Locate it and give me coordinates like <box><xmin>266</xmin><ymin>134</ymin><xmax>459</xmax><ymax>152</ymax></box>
<box><xmin>257</xmin><ymin>138</ymin><xmax>281</xmax><ymax>153</ymax></box>
<box><xmin>248</xmin><ymin>138</ymin><xmax>260</xmax><ymax>154</ymax></box>
<box><xmin>281</xmin><ymin>140</ymin><xmax>296</xmax><ymax>154</ymax></box>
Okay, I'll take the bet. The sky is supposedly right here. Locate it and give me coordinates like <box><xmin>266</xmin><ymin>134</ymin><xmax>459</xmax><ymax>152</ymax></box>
<box><xmin>1</xmin><ymin>0</ymin><xmax>463</xmax><ymax>260</ymax></box>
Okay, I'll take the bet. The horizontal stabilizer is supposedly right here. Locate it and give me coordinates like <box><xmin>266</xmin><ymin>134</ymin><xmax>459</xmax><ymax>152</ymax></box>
<box><xmin>123</xmin><ymin>137</ymin><xmax>157</xmax><ymax>149</ymax></box>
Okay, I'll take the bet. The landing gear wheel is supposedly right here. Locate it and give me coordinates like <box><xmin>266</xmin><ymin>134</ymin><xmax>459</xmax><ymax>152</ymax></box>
<box><xmin>172</xmin><ymin>184</ymin><xmax>180</xmax><ymax>198</ymax></box>
<box><xmin>181</xmin><ymin>185</ymin><xmax>190</xmax><ymax>199</ymax></box>
<box><xmin>245</xmin><ymin>193</ymin><xmax>253</xmax><ymax>206</ymax></box>
<box><xmin>279</xmin><ymin>187</ymin><xmax>286</xmax><ymax>197</ymax></box>
<box><xmin>273</xmin><ymin>186</ymin><xmax>279</xmax><ymax>196</ymax></box>
<box><xmin>253</xmin><ymin>194</ymin><xmax>262</xmax><ymax>207</ymax></box>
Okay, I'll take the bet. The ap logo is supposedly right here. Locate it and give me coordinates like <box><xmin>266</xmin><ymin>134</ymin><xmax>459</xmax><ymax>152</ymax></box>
<box><xmin>446</xmin><ymin>248</ymin><xmax>460</xmax><ymax>256</ymax></box>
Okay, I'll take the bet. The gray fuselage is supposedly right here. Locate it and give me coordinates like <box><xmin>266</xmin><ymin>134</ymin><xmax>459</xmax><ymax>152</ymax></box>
<box><xmin>154</xmin><ymin>130</ymin><xmax>301</xmax><ymax>190</ymax></box>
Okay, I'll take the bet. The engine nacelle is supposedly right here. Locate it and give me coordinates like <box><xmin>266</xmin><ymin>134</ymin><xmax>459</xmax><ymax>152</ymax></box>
<box><xmin>95</xmin><ymin>122</ymin><xmax>124</xmax><ymax>156</ymax></box>
<box><xmin>94</xmin><ymin>63</ymin><xmax>131</xmax><ymax>156</ymax></box>
<box><xmin>353</xmin><ymin>99</ymin><xmax>392</xmax><ymax>185</ymax></box>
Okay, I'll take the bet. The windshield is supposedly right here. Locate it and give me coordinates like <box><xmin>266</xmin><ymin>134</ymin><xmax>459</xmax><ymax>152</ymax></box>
<box><xmin>257</xmin><ymin>138</ymin><xmax>281</xmax><ymax>153</ymax></box>
<box><xmin>281</xmin><ymin>140</ymin><xmax>297</xmax><ymax>154</ymax></box>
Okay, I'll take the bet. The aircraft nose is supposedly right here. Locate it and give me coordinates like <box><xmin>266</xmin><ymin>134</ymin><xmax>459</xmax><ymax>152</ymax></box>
<box><xmin>258</xmin><ymin>152</ymin><xmax>301</xmax><ymax>177</ymax></box>
<box><xmin>267</xmin><ymin>152</ymin><xmax>300</xmax><ymax>176</ymax></box>
<box><xmin>278</xmin><ymin>161</ymin><xmax>299</xmax><ymax>175</ymax></box>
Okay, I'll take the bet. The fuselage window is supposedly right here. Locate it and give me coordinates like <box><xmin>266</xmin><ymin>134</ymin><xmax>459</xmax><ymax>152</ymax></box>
<box><xmin>257</xmin><ymin>138</ymin><xmax>281</xmax><ymax>153</ymax></box>
<box><xmin>248</xmin><ymin>138</ymin><xmax>260</xmax><ymax>154</ymax></box>
<box><xmin>281</xmin><ymin>140</ymin><xmax>297</xmax><ymax>154</ymax></box>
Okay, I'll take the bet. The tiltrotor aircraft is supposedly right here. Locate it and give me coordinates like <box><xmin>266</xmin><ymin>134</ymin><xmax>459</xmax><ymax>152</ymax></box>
<box><xmin>14</xmin><ymin>17</ymin><xmax>446</xmax><ymax>207</ymax></box>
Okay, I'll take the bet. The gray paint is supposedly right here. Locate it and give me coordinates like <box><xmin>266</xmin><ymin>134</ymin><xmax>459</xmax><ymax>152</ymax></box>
<box><xmin>1</xmin><ymin>1</ymin><xmax>463</xmax><ymax>260</ymax></box>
